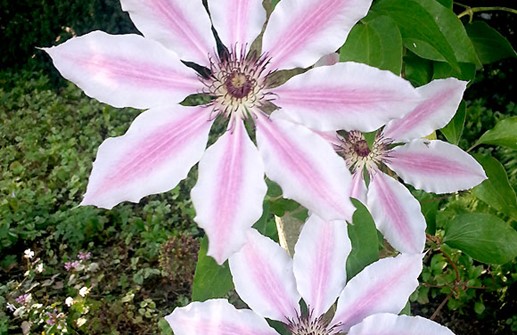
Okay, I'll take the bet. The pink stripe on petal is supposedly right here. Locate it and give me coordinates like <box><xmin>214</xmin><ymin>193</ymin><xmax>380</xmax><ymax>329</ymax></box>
<box><xmin>293</xmin><ymin>215</ymin><xmax>351</xmax><ymax>317</ymax></box>
<box><xmin>331</xmin><ymin>254</ymin><xmax>423</xmax><ymax>332</ymax></box>
<box><xmin>256</xmin><ymin>114</ymin><xmax>354</xmax><ymax>221</ymax></box>
<box><xmin>348</xmin><ymin>314</ymin><xmax>455</xmax><ymax>335</ymax></box>
<box><xmin>166</xmin><ymin>299</ymin><xmax>277</xmax><ymax>335</ymax></box>
<box><xmin>383</xmin><ymin>78</ymin><xmax>468</xmax><ymax>141</ymax></box>
<box><xmin>191</xmin><ymin>120</ymin><xmax>267</xmax><ymax>264</ymax></box>
<box><xmin>350</xmin><ymin>171</ymin><xmax>367</xmax><ymax>204</ymax></box>
<box><xmin>121</xmin><ymin>0</ymin><xmax>214</xmax><ymax>64</ymax></box>
<box><xmin>209</xmin><ymin>0</ymin><xmax>266</xmax><ymax>48</ymax></box>
<box><xmin>367</xmin><ymin>171</ymin><xmax>426</xmax><ymax>254</ymax></box>
<box><xmin>44</xmin><ymin>31</ymin><xmax>201</xmax><ymax>109</ymax></box>
<box><xmin>82</xmin><ymin>106</ymin><xmax>212</xmax><ymax>209</ymax></box>
<box><xmin>273</xmin><ymin>63</ymin><xmax>419</xmax><ymax>132</ymax></box>
<box><xmin>263</xmin><ymin>0</ymin><xmax>372</xmax><ymax>70</ymax></box>
<box><xmin>386</xmin><ymin>139</ymin><xmax>486</xmax><ymax>194</ymax></box>
<box><xmin>230</xmin><ymin>230</ymin><xmax>301</xmax><ymax>322</ymax></box>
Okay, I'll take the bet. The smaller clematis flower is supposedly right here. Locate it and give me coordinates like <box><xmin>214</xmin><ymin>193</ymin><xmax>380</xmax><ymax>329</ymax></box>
<box><xmin>323</xmin><ymin>78</ymin><xmax>487</xmax><ymax>254</ymax></box>
<box><xmin>166</xmin><ymin>215</ymin><xmax>455</xmax><ymax>335</ymax></box>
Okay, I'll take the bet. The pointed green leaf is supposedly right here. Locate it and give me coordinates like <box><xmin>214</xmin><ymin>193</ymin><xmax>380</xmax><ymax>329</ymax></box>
<box><xmin>440</xmin><ymin>101</ymin><xmax>466</xmax><ymax>145</ymax></box>
<box><xmin>472</xmin><ymin>154</ymin><xmax>517</xmax><ymax>220</ymax></box>
<box><xmin>340</xmin><ymin>15</ymin><xmax>403</xmax><ymax>74</ymax></box>
<box><xmin>403</xmin><ymin>51</ymin><xmax>433</xmax><ymax>86</ymax></box>
<box><xmin>432</xmin><ymin>61</ymin><xmax>477</xmax><ymax>81</ymax></box>
<box><xmin>475</xmin><ymin>116</ymin><xmax>517</xmax><ymax>149</ymax></box>
<box><xmin>466</xmin><ymin>21</ymin><xmax>516</xmax><ymax>64</ymax></box>
<box><xmin>371</xmin><ymin>0</ymin><xmax>479</xmax><ymax>72</ymax></box>
<box><xmin>346</xmin><ymin>199</ymin><xmax>380</xmax><ymax>279</ymax></box>
<box><xmin>253</xmin><ymin>202</ymin><xmax>279</xmax><ymax>242</ymax></box>
<box><xmin>191</xmin><ymin>236</ymin><xmax>233</xmax><ymax>301</ymax></box>
<box><xmin>444</xmin><ymin>213</ymin><xmax>517</xmax><ymax>264</ymax></box>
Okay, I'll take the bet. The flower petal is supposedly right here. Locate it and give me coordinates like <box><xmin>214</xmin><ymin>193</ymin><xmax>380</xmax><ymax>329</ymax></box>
<box><xmin>209</xmin><ymin>0</ymin><xmax>266</xmax><ymax>48</ymax></box>
<box><xmin>386</xmin><ymin>139</ymin><xmax>487</xmax><ymax>193</ymax></box>
<box><xmin>314</xmin><ymin>53</ymin><xmax>340</xmax><ymax>67</ymax></box>
<box><xmin>331</xmin><ymin>254</ymin><xmax>423</xmax><ymax>332</ymax></box>
<box><xmin>81</xmin><ymin>106</ymin><xmax>212</xmax><ymax>209</ymax></box>
<box><xmin>166</xmin><ymin>299</ymin><xmax>277</xmax><ymax>335</ymax></box>
<box><xmin>293</xmin><ymin>215</ymin><xmax>351</xmax><ymax>317</ymax></box>
<box><xmin>383</xmin><ymin>78</ymin><xmax>467</xmax><ymax>141</ymax></box>
<box><xmin>348</xmin><ymin>313</ymin><xmax>455</xmax><ymax>335</ymax></box>
<box><xmin>256</xmin><ymin>114</ymin><xmax>355</xmax><ymax>221</ymax></box>
<box><xmin>120</xmin><ymin>0</ymin><xmax>214</xmax><ymax>65</ymax></box>
<box><xmin>367</xmin><ymin>171</ymin><xmax>426</xmax><ymax>254</ymax></box>
<box><xmin>44</xmin><ymin>31</ymin><xmax>201</xmax><ymax>109</ymax></box>
<box><xmin>262</xmin><ymin>0</ymin><xmax>372</xmax><ymax>70</ymax></box>
<box><xmin>273</xmin><ymin>63</ymin><xmax>420</xmax><ymax>132</ymax></box>
<box><xmin>191</xmin><ymin>120</ymin><xmax>267</xmax><ymax>264</ymax></box>
<box><xmin>229</xmin><ymin>229</ymin><xmax>301</xmax><ymax>322</ymax></box>
<box><xmin>350</xmin><ymin>171</ymin><xmax>367</xmax><ymax>204</ymax></box>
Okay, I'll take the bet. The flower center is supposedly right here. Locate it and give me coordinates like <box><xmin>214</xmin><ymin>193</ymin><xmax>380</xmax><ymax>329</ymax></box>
<box><xmin>225</xmin><ymin>72</ymin><xmax>253</xmax><ymax>99</ymax></box>
<box><xmin>338</xmin><ymin>130</ymin><xmax>391</xmax><ymax>173</ymax></box>
<box><xmin>287</xmin><ymin>312</ymin><xmax>341</xmax><ymax>335</ymax></box>
<box><xmin>202</xmin><ymin>47</ymin><xmax>272</xmax><ymax>123</ymax></box>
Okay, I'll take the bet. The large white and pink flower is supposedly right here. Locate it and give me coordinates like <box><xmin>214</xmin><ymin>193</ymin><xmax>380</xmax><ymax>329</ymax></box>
<box><xmin>321</xmin><ymin>78</ymin><xmax>487</xmax><ymax>254</ymax></box>
<box><xmin>44</xmin><ymin>0</ymin><xmax>420</xmax><ymax>264</ymax></box>
<box><xmin>167</xmin><ymin>215</ymin><xmax>455</xmax><ymax>335</ymax></box>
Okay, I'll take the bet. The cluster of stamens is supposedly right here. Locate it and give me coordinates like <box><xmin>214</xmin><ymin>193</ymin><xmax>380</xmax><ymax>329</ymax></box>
<box><xmin>338</xmin><ymin>130</ymin><xmax>392</xmax><ymax>173</ymax></box>
<box><xmin>202</xmin><ymin>46</ymin><xmax>273</xmax><ymax>123</ymax></box>
<box><xmin>287</xmin><ymin>310</ymin><xmax>341</xmax><ymax>335</ymax></box>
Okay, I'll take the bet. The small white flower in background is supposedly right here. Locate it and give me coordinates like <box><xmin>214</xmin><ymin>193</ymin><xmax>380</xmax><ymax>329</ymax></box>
<box><xmin>167</xmin><ymin>215</ymin><xmax>455</xmax><ymax>335</ymax></box>
<box><xmin>6</xmin><ymin>303</ymin><xmax>16</xmax><ymax>312</ymax></box>
<box><xmin>23</xmin><ymin>249</ymin><xmax>34</xmax><ymax>259</ymax></box>
<box><xmin>35</xmin><ymin>262</ymin><xmax>44</xmax><ymax>273</ymax></box>
<box><xmin>76</xmin><ymin>317</ymin><xmax>87</xmax><ymax>328</ymax></box>
<box><xmin>79</xmin><ymin>287</ymin><xmax>90</xmax><ymax>297</ymax></box>
<box><xmin>65</xmin><ymin>297</ymin><xmax>74</xmax><ymax>307</ymax></box>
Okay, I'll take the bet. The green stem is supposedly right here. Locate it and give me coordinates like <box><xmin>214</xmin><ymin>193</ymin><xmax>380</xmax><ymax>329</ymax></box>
<box><xmin>456</xmin><ymin>5</ymin><xmax>517</xmax><ymax>22</ymax></box>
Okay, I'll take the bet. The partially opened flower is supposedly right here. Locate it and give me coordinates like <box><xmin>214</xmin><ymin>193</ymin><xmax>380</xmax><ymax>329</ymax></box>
<box><xmin>167</xmin><ymin>215</ymin><xmax>454</xmax><ymax>335</ymax></box>
<box><xmin>323</xmin><ymin>78</ymin><xmax>487</xmax><ymax>254</ymax></box>
<box><xmin>44</xmin><ymin>0</ymin><xmax>420</xmax><ymax>263</ymax></box>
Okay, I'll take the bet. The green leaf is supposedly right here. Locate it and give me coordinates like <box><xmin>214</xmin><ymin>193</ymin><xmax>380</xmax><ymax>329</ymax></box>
<box><xmin>253</xmin><ymin>202</ymin><xmax>278</xmax><ymax>242</ymax></box>
<box><xmin>444</xmin><ymin>213</ymin><xmax>517</xmax><ymax>264</ymax></box>
<box><xmin>191</xmin><ymin>236</ymin><xmax>233</xmax><ymax>301</ymax></box>
<box><xmin>340</xmin><ymin>15</ymin><xmax>403</xmax><ymax>74</ymax></box>
<box><xmin>346</xmin><ymin>199</ymin><xmax>380</xmax><ymax>279</ymax></box>
<box><xmin>475</xmin><ymin>116</ymin><xmax>517</xmax><ymax>149</ymax></box>
<box><xmin>440</xmin><ymin>101</ymin><xmax>466</xmax><ymax>145</ymax></box>
<box><xmin>371</xmin><ymin>0</ymin><xmax>479</xmax><ymax>72</ymax></box>
<box><xmin>403</xmin><ymin>51</ymin><xmax>433</xmax><ymax>86</ymax></box>
<box><xmin>472</xmin><ymin>154</ymin><xmax>517</xmax><ymax>220</ymax></box>
<box><xmin>465</xmin><ymin>21</ymin><xmax>517</xmax><ymax>64</ymax></box>
<box><xmin>432</xmin><ymin>61</ymin><xmax>477</xmax><ymax>81</ymax></box>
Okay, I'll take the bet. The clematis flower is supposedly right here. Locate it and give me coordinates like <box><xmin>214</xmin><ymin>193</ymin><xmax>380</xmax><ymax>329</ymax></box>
<box><xmin>166</xmin><ymin>215</ymin><xmax>455</xmax><ymax>335</ymax></box>
<box><xmin>44</xmin><ymin>0</ymin><xmax>420</xmax><ymax>264</ymax></box>
<box><xmin>322</xmin><ymin>78</ymin><xmax>487</xmax><ymax>254</ymax></box>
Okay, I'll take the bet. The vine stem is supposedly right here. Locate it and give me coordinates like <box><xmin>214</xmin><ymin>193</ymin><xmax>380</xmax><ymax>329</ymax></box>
<box><xmin>456</xmin><ymin>5</ymin><xmax>517</xmax><ymax>22</ymax></box>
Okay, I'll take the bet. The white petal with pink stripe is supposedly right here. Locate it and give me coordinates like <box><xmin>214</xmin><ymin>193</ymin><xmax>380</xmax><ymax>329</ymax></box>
<box><xmin>256</xmin><ymin>114</ymin><xmax>355</xmax><ymax>221</ymax></box>
<box><xmin>348</xmin><ymin>313</ymin><xmax>456</xmax><ymax>335</ymax></box>
<box><xmin>209</xmin><ymin>0</ymin><xmax>266</xmax><ymax>49</ymax></box>
<box><xmin>273</xmin><ymin>62</ymin><xmax>420</xmax><ymax>132</ymax></box>
<box><xmin>191</xmin><ymin>120</ymin><xmax>267</xmax><ymax>265</ymax></box>
<box><xmin>263</xmin><ymin>0</ymin><xmax>372</xmax><ymax>70</ymax></box>
<box><xmin>293</xmin><ymin>215</ymin><xmax>350</xmax><ymax>318</ymax></box>
<box><xmin>229</xmin><ymin>229</ymin><xmax>301</xmax><ymax>323</ymax></box>
<box><xmin>367</xmin><ymin>171</ymin><xmax>426</xmax><ymax>254</ymax></box>
<box><xmin>331</xmin><ymin>253</ymin><xmax>423</xmax><ymax>332</ymax></box>
<box><xmin>383</xmin><ymin>78</ymin><xmax>468</xmax><ymax>142</ymax></box>
<box><xmin>387</xmin><ymin>139</ymin><xmax>487</xmax><ymax>194</ymax></box>
<box><xmin>44</xmin><ymin>31</ymin><xmax>202</xmax><ymax>109</ymax></box>
<box><xmin>81</xmin><ymin>106</ymin><xmax>212</xmax><ymax>209</ymax></box>
<box><xmin>120</xmin><ymin>0</ymin><xmax>214</xmax><ymax>65</ymax></box>
<box><xmin>166</xmin><ymin>299</ymin><xmax>277</xmax><ymax>335</ymax></box>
